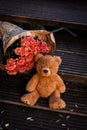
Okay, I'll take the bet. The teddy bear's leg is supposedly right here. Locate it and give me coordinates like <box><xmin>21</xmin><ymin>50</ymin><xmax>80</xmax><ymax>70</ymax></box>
<box><xmin>21</xmin><ymin>90</ymin><xmax>40</xmax><ymax>106</ymax></box>
<box><xmin>49</xmin><ymin>89</ymin><xmax>66</xmax><ymax>109</ymax></box>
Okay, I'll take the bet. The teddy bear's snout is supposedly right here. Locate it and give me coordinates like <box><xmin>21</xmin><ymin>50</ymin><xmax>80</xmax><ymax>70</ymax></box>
<box><xmin>42</xmin><ymin>68</ymin><xmax>50</xmax><ymax>75</ymax></box>
<box><xmin>43</xmin><ymin>69</ymin><xmax>48</xmax><ymax>73</ymax></box>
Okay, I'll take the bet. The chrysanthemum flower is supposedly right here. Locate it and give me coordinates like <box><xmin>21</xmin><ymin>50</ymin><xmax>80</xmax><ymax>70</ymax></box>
<box><xmin>25</xmin><ymin>52</ymin><xmax>34</xmax><ymax>62</ymax></box>
<box><xmin>6</xmin><ymin>58</ymin><xmax>16</xmax><ymax>71</ymax></box>
<box><xmin>5</xmin><ymin>36</ymin><xmax>50</xmax><ymax>75</ymax></box>
<box><xmin>16</xmin><ymin>57</ymin><xmax>25</xmax><ymax>66</ymax></box>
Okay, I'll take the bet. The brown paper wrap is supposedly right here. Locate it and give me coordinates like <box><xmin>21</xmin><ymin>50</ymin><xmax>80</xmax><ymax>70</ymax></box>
<box><xmin>0</xmin><ymin>21</ymin><xmax>56</xmax><ymax>71</ymax></box>
<box><xmin>0</xmin><ymin>21</ymin><xmax>56</xmax><ymax>54</ymax></box>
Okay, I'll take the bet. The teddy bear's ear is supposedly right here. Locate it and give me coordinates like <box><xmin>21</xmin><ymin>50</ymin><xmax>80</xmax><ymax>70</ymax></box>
<box><xmin>53</xmin><ymin>56</ymin><xmax>62</xmax><ymax>65</ymax></box>
<box><xmin>35</xmin><ymin>53</ymin><xmax>43</xmax><ymax>62</ymax></box>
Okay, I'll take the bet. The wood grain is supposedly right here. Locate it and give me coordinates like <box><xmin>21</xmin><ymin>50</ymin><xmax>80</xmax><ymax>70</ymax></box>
<box><xmin>0</xmin><ymin>0</ymin><xmax>87</xmax><ymax>30</ymax></box>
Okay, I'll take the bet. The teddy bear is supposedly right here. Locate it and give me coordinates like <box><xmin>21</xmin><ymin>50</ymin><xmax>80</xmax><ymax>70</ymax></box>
<box><xmin>21</xmin><ymin>53</ymin><xmax>66</xmax><ymax>109</ymax></box>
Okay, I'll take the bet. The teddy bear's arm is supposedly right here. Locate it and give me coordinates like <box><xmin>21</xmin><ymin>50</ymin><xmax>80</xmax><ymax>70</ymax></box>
<box><xmin>26</xmin><ymin>74</ymin><xmax>39</xmax><ymax>92</ymax></box>
<box><xmin>55</xmin><ymin>74</ymin><xmax>66</xmax><ymax>93</ymax></box>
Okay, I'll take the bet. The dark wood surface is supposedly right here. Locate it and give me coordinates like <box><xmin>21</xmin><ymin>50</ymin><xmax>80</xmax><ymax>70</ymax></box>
<box><xmin>0</xmin><ymin>102</ymin><xmax>87</xmax><ymax>130</ymax></box>
<box><xmin>0</xmin><ymin>1</ymin><xmax>87</xmax><ymax>129</ymax></box>
<box><xmin>0</xmin><ymin>0</ymin><xmax>87</xmax><ymax>30</ymax></box>
<box><xmin>0</xmin><ymin>24</ymin><xmax>87</xmax><ymax>129</ymax></box>
<box><xmin>46</xmin><ymin>27</ymin><xmax>87</xmax><ymax>84</ymax></box>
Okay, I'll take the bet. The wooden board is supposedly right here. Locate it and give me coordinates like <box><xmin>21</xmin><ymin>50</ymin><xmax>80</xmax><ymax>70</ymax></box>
<box><xmin>0</xmin><ymin>102</ymin><xmax>87</xmax><ymax>130</ymax></box>
<box><xmin>0</xmin><ymin>0</ymin><xmax>87</xmax><ymax>30</ymax></box>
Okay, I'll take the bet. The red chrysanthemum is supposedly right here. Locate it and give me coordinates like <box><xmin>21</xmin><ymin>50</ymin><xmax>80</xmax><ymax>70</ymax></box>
<box><xmin>5</xmin><ymin>36</ymin><xmax>50</xmax><ymax>75</ymax></box>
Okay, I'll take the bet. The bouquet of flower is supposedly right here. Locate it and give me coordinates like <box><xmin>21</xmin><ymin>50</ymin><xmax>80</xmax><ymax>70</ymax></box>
<box><xmin>5</xmin><ymin>36</ymin><xmax>50</xmax><ymax>75</ymax></box>
<box><xmin>0</xmin><ymin>21</ymin><xmax>55</xmax><ymax>75</ymax></box>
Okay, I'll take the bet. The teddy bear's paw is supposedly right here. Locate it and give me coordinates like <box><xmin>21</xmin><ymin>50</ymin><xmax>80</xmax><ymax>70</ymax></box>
<box><xmin>59</xmin><ymin>85</ymin><xmax>66</xmax><ymax>93</ymax></box>
<box><xmin>49</xmin><ymin>98</ymin><xmax>66</xmax><ymax>109</ymax></box>
<box><xmin>58</xmin><ymin>99</ymin><xmax>66</xmax><ymax>109</ymax></box>
<box><xmin>21</xmin><ymin>94</ymin><xmax>35</xmax><ymax>106</ymax></box>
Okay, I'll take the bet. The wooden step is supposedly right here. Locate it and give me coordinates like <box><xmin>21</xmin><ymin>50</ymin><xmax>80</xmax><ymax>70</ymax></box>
<box><xmin>0</xmin><ymin>102</ymin><xmax>87</xmax><ymax>130</ymax></box>
<box><xmin>0</xmin><ymin>0</ymin><xmax>87</xmax><ymax>30</ymax></box>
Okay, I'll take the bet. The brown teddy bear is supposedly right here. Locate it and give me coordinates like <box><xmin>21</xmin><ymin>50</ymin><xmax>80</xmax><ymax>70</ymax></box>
<box><xmin>21</xmin><ymin>53</ymin><xmax>66</xmax><ymax>109</ymax></box>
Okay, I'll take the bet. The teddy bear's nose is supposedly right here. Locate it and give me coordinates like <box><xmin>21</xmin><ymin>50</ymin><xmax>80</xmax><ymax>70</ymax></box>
<box><xmin>43</xmin><ymin>69</ymin><xmax>48</xmax><ymax>73</ymax></box>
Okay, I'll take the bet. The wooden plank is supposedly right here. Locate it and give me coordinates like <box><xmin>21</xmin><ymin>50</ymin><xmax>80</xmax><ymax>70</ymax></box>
<box><xmin>0</xmin><ymin>0</ymin><xmax>87</xmax><ymax>30</ymax></box>
<box><xmin>0</xmin><ymin>99</ymin><xmax>87</xmax><ymax>117</ymax></box>
<box><xmin>52</xmin><ymin>29</ymin><xmax>87</xmax><ymax>84</ymax></box>
<box><xmin>57</xmin><ymin>52</ymin><xmax>87</xmax><ymax>84</ymax></box>
<box><xmin>0</xmin><ymin>102</ymin><xmax>87</xmax><ymax>130</ymax></box>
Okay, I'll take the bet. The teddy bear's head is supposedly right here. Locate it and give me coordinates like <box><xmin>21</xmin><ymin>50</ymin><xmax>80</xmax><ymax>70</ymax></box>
<box><xmin>35</xmin><ymin>53</ymin><xmax>62</xmax><ymax>77</ymax></box>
